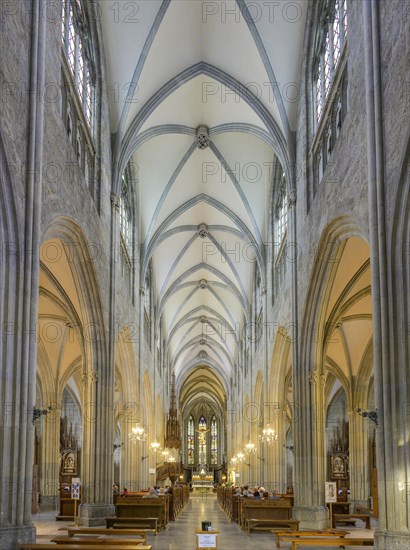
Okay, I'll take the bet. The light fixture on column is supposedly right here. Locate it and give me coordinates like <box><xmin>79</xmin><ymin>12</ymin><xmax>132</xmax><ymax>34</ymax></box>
<box><xmin>32</xmin><ymin>405</ymin><xmax>53</xmax><ymax>425</ymax></box>
<box><xmin>236</xmin><ymin>452</ymin><xmax>245</xmax><ymax>462</ymax></box>
<box><xmin>129</xmin><ymin>423</ymin><xmax>146</xmax><ymax>442</ymax></box>
<box><xmin>356</xmin><ymin>408</ymin><xmax>378</xmax><ymax>426</ymax></box>
<box><xmin>261</xmin><ymin>426</ymin><xmax>278</xmax><ymax>444</ymax></box>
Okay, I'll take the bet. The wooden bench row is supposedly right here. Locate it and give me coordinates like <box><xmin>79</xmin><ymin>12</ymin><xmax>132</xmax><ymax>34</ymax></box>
<box><xmin>273</xmin><ymin>529</ymin><xmax>349</xmax><ymax>548</ymax></box>
<box><xmin>332</xmin><ymin>513</ymin><xmax>372</xmax><ymax>529</ymax></box>
<box><xmin>247</xmin><ymin>518</ymin><xmax>299</xmax><ymax>535</ymax></box>
<box><xmin>19</xmin><ymin>546</ymin><xmax>150</xmax><ymax>550</ymax></box>
<box><xmin>66</xmin><ymin>527</ymin><xmax>147</xmax><ymax>541</ymax></box>
<box><xmin>284</xmin><ymin>537</ymin><xmax>373</xmax><ymax>550</ymax></box>
<box><xmin>106</xmin><ymin>516</ymin><xmax>158</xmax><ymax>534</ymax></box>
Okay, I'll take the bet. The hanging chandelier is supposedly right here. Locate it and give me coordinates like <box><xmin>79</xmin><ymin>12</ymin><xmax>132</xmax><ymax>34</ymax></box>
<box><xmin>260</xmin><ymin>426</ymin><xmax>278</xmax><ymax>444</ymax></box>
<box><xmin>150</xmin><ymin>440</ymin><xmax>162</xmax><ymax>453</ymax></box>
<box><xmin>129</xmin><ymin>423</ymin><xmax>146</xmax><ymax>442</ymax></box>
<box><xmin>245</xmin><ymin>440</ymin><xmax>257</xmax><ymax>453</ymax></box>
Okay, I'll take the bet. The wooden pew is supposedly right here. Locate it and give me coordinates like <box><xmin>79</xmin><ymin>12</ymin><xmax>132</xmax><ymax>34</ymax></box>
<box><xmin>19</xmin><ymin>545</ymin><xmax>149</xmax><ymax>550</ymax></box>
<box><xmin>247</xmin><ymin>518</ymin><xmax>299</xmax><ymax>535</ymax></box>
<box><xmin>51</xmin><ymin>536</ymin><xmax>147</xmax><ymax>545</ymax></box>
<box><xmin>114</xmin><ymin>498</ymin><xmax>167</xmax><ymax>530</ymax></box>
<box><xmin>273</xmin><ymin>530</ymin><xmax>350</xmax><ymax>548</ymax></box>
<box><xmin>286</xmin><ymin>537</ymin><xmax>373</xmax><ymax>550</ymax></box>
<box><xmin>333</xmin><ymin>513</ymin><xmax>372</xmax><ymax>529</ymax></box>
<box><xmin>240</xmin><ymin>500</ymin><xmax>293</xmax><ymax>534</ymax></box>
<box><xmin>105</xmin><ymin>517</ymin><xmax>158</xmax><ymax>534</ymax></box>
<box><xmin>65</xmin><ymin>527</ymin><xmax>147</xmax><ymax>541</ymax></box>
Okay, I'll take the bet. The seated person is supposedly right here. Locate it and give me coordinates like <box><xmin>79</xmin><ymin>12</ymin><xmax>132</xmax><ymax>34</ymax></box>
<box><xmin>270</xmin><ymin>490</ymin><xmax>281</xmax><ymax>500</ymax></box>
<box><xmin>143</xmin><ymin>486</ymin><xmax>159</xmax><ymax>498</ymax></box>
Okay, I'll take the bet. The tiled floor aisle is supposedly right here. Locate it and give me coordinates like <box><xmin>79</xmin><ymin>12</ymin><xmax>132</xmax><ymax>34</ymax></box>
<box><xmin>33</xmin><ymin>494</ymin><xmax>376</xmax><ymax>549</ymax></box>
<box><xmin>149</xmin><ymin>493</ymin><xmax>274</xmax><ymax>549</ymax></box>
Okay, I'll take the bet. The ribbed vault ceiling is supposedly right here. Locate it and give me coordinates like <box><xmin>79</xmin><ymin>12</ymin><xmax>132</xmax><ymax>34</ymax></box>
<box><xmin>100</xmin><ymin>0</ymin><xmax>307</xmax><ymax>400</ymax></box>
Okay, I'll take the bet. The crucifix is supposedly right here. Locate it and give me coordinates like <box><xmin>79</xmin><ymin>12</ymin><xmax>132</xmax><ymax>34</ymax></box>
<box><xmin>196</xmin><ymin>427</ymin><xmax>209</xmax><ymax>467</ymax></box>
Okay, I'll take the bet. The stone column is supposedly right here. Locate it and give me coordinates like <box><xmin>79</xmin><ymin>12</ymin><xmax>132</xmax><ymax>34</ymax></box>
<box><xmin>292</xmin><ymin>369</ymin><xmax>328</xmax><ymax>529</ymax></box>
<box><xmin>0</xmin><ymin>1</ymin><xmax>47</xmax><ymax>547</ymax></box>
<box><xmin>348</xmin><ymin>409</ymin><xmax>371</xmax><ymax>512</ymax></box>
<box><xmin>78</xmin><ymin>193</ymin><xmax>119</xmax><ymax>525</ymax></box>
<box><xmin>363</xmin><ymin>2</ymin><xmax>410</xmax><ymax>548</ymax></box>
<box><xmin>39</xmin><ymin>408</ymin><xmax>60</xmax><ymax>511</ymax></box>
<box><xmin>121</xmin><ymin>418</ymin><xmax>140</xmax><ymax>492</ymax></box>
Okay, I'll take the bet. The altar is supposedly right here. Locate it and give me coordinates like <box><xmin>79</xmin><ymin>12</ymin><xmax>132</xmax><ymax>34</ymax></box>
<box><xmin>192</xmin><ymin>473</ymin><xmax>214</xmax><ymax>492</ymax></box>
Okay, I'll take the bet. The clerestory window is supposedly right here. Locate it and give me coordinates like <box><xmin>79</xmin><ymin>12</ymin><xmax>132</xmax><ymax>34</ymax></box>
<box><xmin>61</xmin><ymin>0</ymin><xmax>98</xmax><ymax>199</ymax></box>
<box><xmin>311</xmin><ymin>0</ymin><xmax>348</xmax><ymax>190</ymax></box>
<box><xmin>314</xmin><ymin>0</ymin><xmax>347</xmax><ymax>125</ymax></box>
<box><xmin>62</xmin><ymin>0</ymin><xmax>94</xmax><ymax>127</ymax></box>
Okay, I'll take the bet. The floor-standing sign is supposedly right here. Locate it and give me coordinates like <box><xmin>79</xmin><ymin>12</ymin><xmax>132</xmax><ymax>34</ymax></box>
<box><xmin>195</xmin><ymin>529</ymin><xmax>219</xmax><ymax>549</ymax></box>
<box><xmin>71</xmin><ymin>478</ymin><xmax>80</xmax><ymax>526</ymax></box>
<box><xmin>325</xmin><ymin>481</ymin><xmax>337</xmax><ymax>527</ymax></box>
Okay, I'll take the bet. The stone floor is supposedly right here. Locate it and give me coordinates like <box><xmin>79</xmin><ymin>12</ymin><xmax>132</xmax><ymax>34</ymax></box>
<box><xmin>32</xmin><ymin>494</ymin><xmax>376</xmax><ymax>549</ymax></box>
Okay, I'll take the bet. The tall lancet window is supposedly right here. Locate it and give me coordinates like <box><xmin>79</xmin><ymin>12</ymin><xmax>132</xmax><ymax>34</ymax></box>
<box><xmin>61</xmin><ymin>0</ymin><xmax>95</xmax><ymax>128</ymax></box>
<box><xmin>120</xmin><ymin>171</ymin><xmax>133</xmax><ymax>256</ymax></box>
<box><xmin>198</xmin><ymin>416</ymin><xmax>207</xmax><ymax>466</ymax></box>
<box><xmin>314</xmin><ymin>0</ymin><xmax>348</xmax><ymax>125</ymax></box>
<box><xmin>210</xmin><ymin>416</ymin><xmax>218</xmax><ymax>465</ymax></box>
<box><xmin>187</xmin><ymin>415</ymin><xmax>195</xmax><ymax>465</ymax></box>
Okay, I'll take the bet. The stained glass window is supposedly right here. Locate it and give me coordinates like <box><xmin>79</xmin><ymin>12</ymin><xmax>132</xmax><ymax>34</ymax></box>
<box><xmin>210</xmin><ymin>416</ymin><xmax>218</xmax><ymax>465</ymax></box>
<box><xmin>187</xmin><ymin>415</ymin><xmax>195</xmax><ymax>465</ymax></box>
<box><xmin>198</xmin><ymin>415</ymin><xmax>207</xmax><ymax>465</ymax></box>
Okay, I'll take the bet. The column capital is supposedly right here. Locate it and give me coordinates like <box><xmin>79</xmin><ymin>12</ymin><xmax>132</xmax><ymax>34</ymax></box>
<box><xmin>309</xmin><ymin>370</ymin><xmax>319</xmax><ymax>384</ymax></box>
<box><xmin>319</xmin><ymin>373</ymin><xmax>328</xmax><ymax>387</ymax></box>
<box><xmin>89</xmin><ymin>370</ymin><xmax>99</xmax><ymax>383</ymax></box>
<box><xmin>110</xmin><ymin>192</ymin><xmax>120</xmax><ymax>211</ymax></box>
<box><xmin>288</xmin><ymin>189</ymin><xmax>297</xmax><ymax>209</ymax></box>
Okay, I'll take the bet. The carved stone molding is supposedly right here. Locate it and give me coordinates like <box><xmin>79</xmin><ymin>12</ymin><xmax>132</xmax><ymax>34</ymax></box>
<box><xmin>196</xmin><ymin>126</ymin><xmax>210</xmax><ymax>150</ymax></box>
